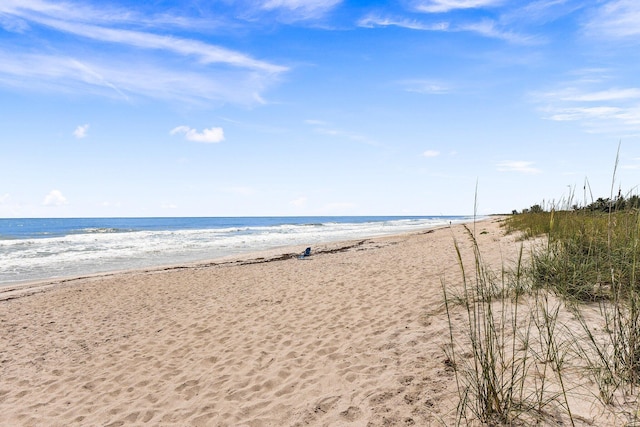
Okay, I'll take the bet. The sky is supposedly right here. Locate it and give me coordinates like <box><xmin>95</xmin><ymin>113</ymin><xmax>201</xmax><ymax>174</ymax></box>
<box><xmin>1</xmin><ymin>0</ymin><xmax>640</xmax><ymax>218</ymax></box>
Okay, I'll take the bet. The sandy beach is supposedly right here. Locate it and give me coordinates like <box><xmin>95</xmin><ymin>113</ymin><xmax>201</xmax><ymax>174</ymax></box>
<box><xmin>0</xmin><ymin>217</ymin><xmax>625</xmax><ymax>426</ymax></box>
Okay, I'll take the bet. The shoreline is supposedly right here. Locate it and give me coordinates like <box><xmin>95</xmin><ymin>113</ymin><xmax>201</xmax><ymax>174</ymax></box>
<box><xmin>0</xmin><ymin>215</ymin><xmax>478</xmax><ymax>288</ymax></box>
<box><xmin>0</xmin><ymin>218</ymin><xmax>489</xmax><ymax>301</ymax></box>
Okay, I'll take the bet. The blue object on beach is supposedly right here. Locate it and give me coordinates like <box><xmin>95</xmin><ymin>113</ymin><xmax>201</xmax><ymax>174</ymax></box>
<box><xmin>298</xmin><ymin>247</ymin><xmax>311</xmax><ymax>259</ymax></box>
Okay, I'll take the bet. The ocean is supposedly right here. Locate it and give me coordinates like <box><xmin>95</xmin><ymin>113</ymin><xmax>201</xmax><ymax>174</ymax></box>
<box><xmin>0</xmin><ymin>216</ymin><xmax>473</xmax><ymax>286</ymax></box>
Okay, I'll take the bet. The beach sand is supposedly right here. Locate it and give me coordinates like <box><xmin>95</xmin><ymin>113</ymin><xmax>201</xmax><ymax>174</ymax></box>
<box><xmin>0</xmin><ymin>218</ymin><xmax>628</xmax><ymax>426</ymax></box>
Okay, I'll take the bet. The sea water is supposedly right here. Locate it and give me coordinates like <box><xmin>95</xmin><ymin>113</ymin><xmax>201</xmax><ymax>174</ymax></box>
<box><xmin>0</xmin><ymin>216</ymin><xmax>473</xmax><ymax>286</ymax></box>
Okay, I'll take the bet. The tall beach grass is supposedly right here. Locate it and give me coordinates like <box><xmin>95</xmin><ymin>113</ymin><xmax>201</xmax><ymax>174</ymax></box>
<box><xmin>442</xmin><ymin>199</ymin><xmax>640</xmax><ymax>424</ymax></box>
<box><xmin>442</xmin><ymin>224</ymin><xmax>575</xmax><ymax>425</ymax></box>
<box><xmin>439</xmin><ymin>143</ymin><xmax>640</xmax><ymax>424</ymax></box>
<box><xmin>505</xmin><ymin>207</ymin><xmax>640</xmax><ymax>405</ymax></box>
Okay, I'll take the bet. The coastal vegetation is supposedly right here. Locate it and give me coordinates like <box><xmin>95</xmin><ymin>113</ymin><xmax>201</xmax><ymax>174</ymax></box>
<box><xmin>443</xmin><ymin>186</ymin><xmax>640</xmax><ymax>425</ymax></box>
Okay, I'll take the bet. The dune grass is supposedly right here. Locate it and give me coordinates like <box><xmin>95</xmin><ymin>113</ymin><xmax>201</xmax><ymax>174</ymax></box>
<box><xmin>505</xmin><ymin>208</ymin><xmax>640</xmax><ymax>404</ymax></box>
<box><xmin>443</xmin><ymin>225</ymin><xmax>574</xmax><ymax>425</ymax></box>
<box><xmin>443</xmin><ymin>205</ymin><xmax>640</xmax><ymax>425</ymax></box>
<box><xmin>441</xmin><ymin>143</ymin><xmax>640</xmax><ymax>424</ymax></box>
<box><xmin>504</xmin><ymin>209</ymin><xmax>640</xmax><ymax>302</ymax></box>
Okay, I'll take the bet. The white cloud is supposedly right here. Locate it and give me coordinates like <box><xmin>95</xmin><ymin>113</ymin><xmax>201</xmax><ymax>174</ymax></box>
<box><xmin>306</xmin><ymin>120</ymin><xmax>377</xmax><ymax>146</ymax></box>
<box><xmin>399</xmin><ymin>79</ymin><xmax>451</xmax><ymax>94</ymax></box>
<box><xmin>73</xmin><ymin>123</ymin><xmax>89</xmax><ymax>139</ymax></box>
<box><xmin>0</xmin><ymin>193</ymin><xmax>9</xmax><ymax>204</ymax></box>
<box><xmin>316</xmin><ymin>127</ymin><xmax>376</xmax><ymax>145</ymax></box>
<box><xmin>501</xmin><ymin>0</ymin><xmax>586</xmax><ymax>25</ymax></box>
<box><xmin>260</xmin><ymin>0</ymin><xmax>342</xmax><ymax>19</ymax></box>
<box><xmin>304</xmin><ymin>119</ymin><xmax>328</xmax><ymax>125</ymax></box>
<box><xmin>1</xmin><ymin>1</ymin><xmax>284</xmax><ymax>73</ymax></box>
<box><xmin>422</xmin><ymin>150</ymin><xmax>441</xmax><ymax>157</ymax></box>
<box><xmin>538</xmin><ymin>95</ymin><xmax>640</xmax><ymax>133</ymax></box>
<box><xmin>547</xmin><ymin>106</ymin><xmax>625</xmax><ymax>122</ymax></box>
<box><xmin>0</xmin><ymin>1</ymin><xmax>287</xmax><ymax>104</ymax></box>
<box><xmin>0</xmin><ymin>0</ymin><xmax>219</xmax><ymax>31</ymax></box>
<box><xmin>414</xmin><ymin>0</ymin><xmax>505</xmax><ymax>13</ymax></box>
<box><xmin>358</xmin><ymin>15</ymin><xmax>449</xmax><ymax>31</ymax></box>
<box><xmin>558</xmin><ymin>88</ymin><xmax>640</xmax><ymax>102</ymax></box>
<box><xmin>497</xmin><ymin>161</ymin><xmax>541</xmax><ymax>174</ymax></box>
<box><xmin>533</xmin><ymin>70</ymin><xmax>640</xmax><ymax>134</ymax></box>
<box><xmin>358</xmin><ymin>14</ymin><xmax>536</xmax><ymax>44</ymax></box>
<box><xmin>161</xmin><ymin>203</ymin><xmax>177</xmax><ymax>209</ymax></box>
<box><xmin>39</xmin><ymin>19</ymin><xmax>284</xmax><ymax>73</ymax></box>
<box><xmin>458</xmin><ymin>19</ymin><xmax>539</xmax><ymax>44</ymax></box>
<box><xmin>0</xmin><ymin>11</ymin><xmax>29</xmax><ymax>32</ymax></box>
<box><xmin>170</xmin><ymin>126</ymin><xmax>225</xmax><ymax>143</ymax></box>
<box><xmin>0</xmin><ymin>52</ymin><xmax>277</xmax><ymax>105</ymax></box>
<box><xmin>584</xmin><ymin>0</ymin><xmax>640</xmax><ymax>39</ymax></box>
<box><xmin>43</xmin><ymin>189</ymin><xmax>68</xmax><ymax>206</ymax></box>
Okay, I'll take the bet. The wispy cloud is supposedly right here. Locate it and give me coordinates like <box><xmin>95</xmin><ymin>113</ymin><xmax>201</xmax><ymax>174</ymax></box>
<box><xmin>258</xmin><ymin>0</ymin><xmax>342</xmax><ymax>20</ymax></box>
<box><xmin>544</xmin><ymin>105</ymin><xmax>640</xmax><ymax>135</ymax></box>
<box><xmin>556</xmin><ymin>88</ymin><xmax>640</xmax><ymax>102</ymax></box>
<box><xmin>547</xmin><ymin>106</ymin><xmax>626</xmax><ymax>122</ymax></box>
<box><xmin>304</xmin><ymin>119</ymin><xmax>328</xmax><ymax>126</ymax></box>
<box><xmin>358</xmin><ymin>14</ymin><xmax>449</xmax><ymax>31</ymax></box>
<box><xmin>0</xmin><ymin>0</ymin><xmax>231</xmax><ymax>34</ymax></box>
<box><xmin>170</xmin><ymin>126</ymin><xmax>225</xmax><ymax>143</ymax></box>
<box><xmin>534</xmin><ymin>71</ymin><xmax>640</xmax><ymax>134</ymax></box>
<box><xmin>0</xmin><ymin>51</ymin><xmax>274</xmax><ymax>104</ymax></box>
<box><xmin>501</xmin><ymin>0</ymin><xmax>586</xmax><ymax>25</ymax></box>
<box><xmin>73</xmin><ymin>124</ymin><xmax>89</xmax><ymax>139</ymax></box>
<box><xmin>584</xmin><ymin>0</ymin><xmax>640</xmax><ymax>39</ymax></box>
<box><xmin>0</xmin><ymin>2</ymin><xmax>266</xmax><ymax>69</ymax></box>
<box><xmin>422</xmin><ymin>150</ymin><xmax>441</xmax><ymax>157</ymax></box>
<box><xmin>43</xmin><ymin>189</ymin><xmax>68</xmax><ymax>206</ymax></box>
<box><xmin>497</xmin><ymin>160</ymin><xmax>541</xmax><ymax>174</ymax></box>
<box><xmin>457</xmin><ymin>19</ymin><xmax>539</xmax><ymax>44</ymax></box>
<box><xmin>306</xmin><ymin>120</ymin><xmax>377</xmax><ymax>146</ymax></box>
<box><xmin>358</xmin><ymin>13</ymin><xmax>536</xmax><ymax>44</ymax></box>
<box><xmin>398</xmin><ymin>79</ymin><xmax>452</xmax><ymax>94</ymax></box>
<box><xmin>359</xmin><ymin>1</ymin><xmax>585</xmax><ymax>45</ymax></box>
<box><xmin>622</xmin><ymin>157</ymin><xmax>640</xmax><ymax>170</ymax></box>
<box><xmin>0</xmin><ymin>1</ymin><xmax>287</xmax><ymax>104</ymax></box>
<box><xmin>29</xmin><ymin>17</ymin><xmax>285</xmax><ymax>73</ymax></box>
<box><xmin>413</xmin><ymin>0</ymin><xmax>505</xmax><ymax>13</ymax></box>
<box><xmin>315</xmin><ymin>127</ymin><xmax>374</xmax><ymax>144</ymax></box>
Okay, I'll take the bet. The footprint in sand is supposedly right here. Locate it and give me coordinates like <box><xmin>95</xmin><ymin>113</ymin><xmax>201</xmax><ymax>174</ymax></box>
<box><xmin>293</xmin><ymin>395</ymin><xmax>342</xmax><ymax>426</ymax></box>
<box><xmin>339</xmin><ymin>406</ymin><xmax>362</xmax><ymax>421</ymax></box>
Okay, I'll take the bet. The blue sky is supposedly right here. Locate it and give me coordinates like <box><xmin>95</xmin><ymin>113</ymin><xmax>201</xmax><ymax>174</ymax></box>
<box><xmin>1</xmin><ymin>0</ymin><xmax>639</xmax><ymax>217</ymax></box>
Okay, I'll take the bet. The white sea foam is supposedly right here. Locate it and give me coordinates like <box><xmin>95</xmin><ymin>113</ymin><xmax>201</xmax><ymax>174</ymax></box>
<box><xmin>0</xmin><ymin>217</ymin><xmax>472</xmax><ymax>286</ymax></box>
